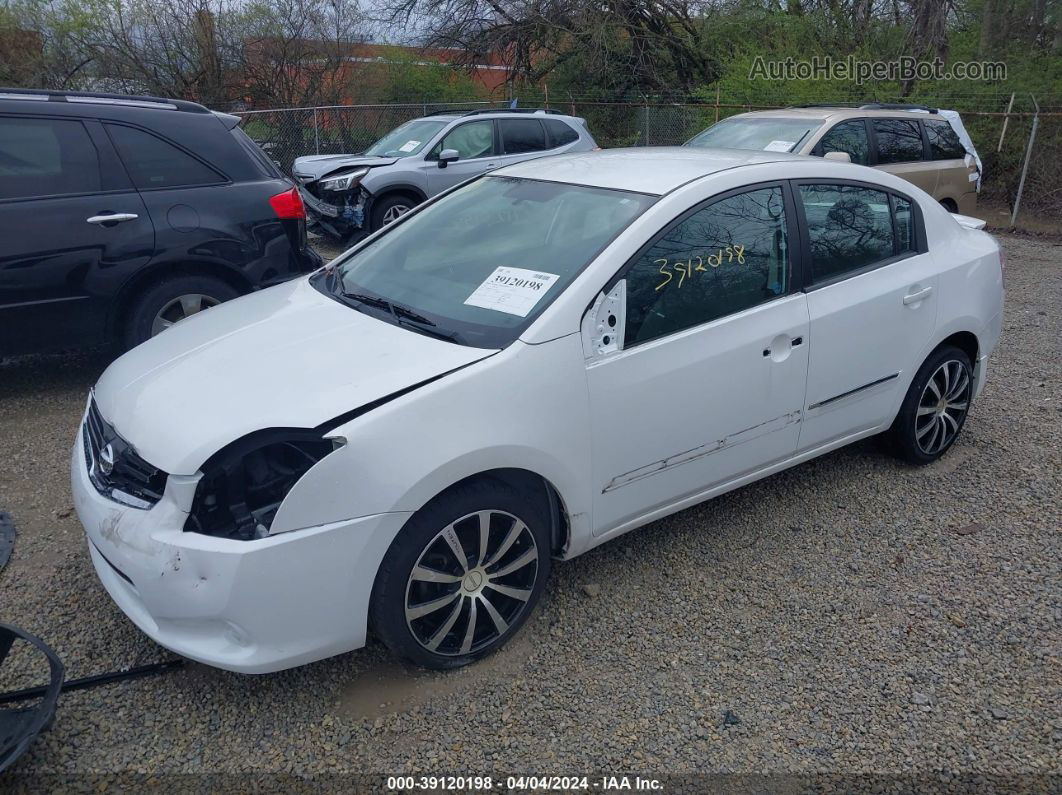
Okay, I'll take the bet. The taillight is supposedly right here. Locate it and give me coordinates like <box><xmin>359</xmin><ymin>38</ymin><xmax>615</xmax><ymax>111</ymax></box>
<box><xmin>269</xmin><ymin>186</ymin><xmax>305</xmax><ymax>220</ymax></box>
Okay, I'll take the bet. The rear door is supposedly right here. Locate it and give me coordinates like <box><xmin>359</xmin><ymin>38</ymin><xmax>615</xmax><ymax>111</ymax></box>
<box><xmin>494</xmin><ymin>118</ymin><xmax>554</xmax><ymax>168</ymax></box>
<box><xmin>794</xmin><ymin>180</ymin><xmax>938</xmax><ymax>452</ymax></box>
<box><xmin>0</xmin><ymin>115</ymin><xmax>152</xmax><ymax>354</ymax></box>
<box><xmin>871</xmin><ymin>118</ymin><xmax>938</xmax><ymax>195</ymax></box>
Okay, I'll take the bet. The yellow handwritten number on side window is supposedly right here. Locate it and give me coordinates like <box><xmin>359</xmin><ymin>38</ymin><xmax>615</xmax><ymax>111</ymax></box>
<box><xmin>654</xmin><ymin>245</ymin><xmax>747</xmax><ymax>291</ymax></box>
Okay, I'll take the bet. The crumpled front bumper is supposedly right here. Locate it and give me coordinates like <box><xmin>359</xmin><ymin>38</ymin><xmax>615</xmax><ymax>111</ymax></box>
<box><xmin>298</xmin><ymin>184</ymin><xmax>368</xmax><ymax>239</ymax></box>
<box><xmin>71</xmin><ymin>404</ymin><xmax>411</xmax><ymax>673</ymax></box>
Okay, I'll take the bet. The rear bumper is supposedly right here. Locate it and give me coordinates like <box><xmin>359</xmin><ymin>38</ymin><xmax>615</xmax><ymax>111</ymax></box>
<box><xmin>974</xmin><ymin>305</ymin><xmax>1004</xmax><ymax>398</ymax></box>
<box><xmin>71</xmin><ymin>407</ymin><xmax>410</xmax><ymax>673</ymax></box>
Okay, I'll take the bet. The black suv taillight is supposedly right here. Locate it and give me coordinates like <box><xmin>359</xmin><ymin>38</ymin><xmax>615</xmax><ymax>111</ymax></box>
<box><xmin>269</xmin><ymin>186</ymin><xmax>306</xmax><ymax>220</ymax></box>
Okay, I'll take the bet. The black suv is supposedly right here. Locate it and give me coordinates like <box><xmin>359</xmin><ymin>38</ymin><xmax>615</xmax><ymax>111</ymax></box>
<box><xmin>0</xmin><ymin>88</ymin><xmax>321</xmax><ymax>355</ymax></box>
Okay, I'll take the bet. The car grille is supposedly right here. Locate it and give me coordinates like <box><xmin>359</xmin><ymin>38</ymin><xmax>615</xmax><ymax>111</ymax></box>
<box><xmin>82</xmin><ymin>398</ymin><xmax>167</xmax><ymax>509</ymax></box>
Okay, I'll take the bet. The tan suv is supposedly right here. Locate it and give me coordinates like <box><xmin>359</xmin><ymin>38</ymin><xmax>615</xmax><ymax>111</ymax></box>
<box><xmin>685</xmin><ymin>104</ymin><xmax>979</xmax><ymax>215</ymax></box>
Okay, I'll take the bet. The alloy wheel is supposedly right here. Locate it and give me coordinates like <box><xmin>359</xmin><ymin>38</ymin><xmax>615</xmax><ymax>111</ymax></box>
<box><xmin>404</xmin><ymin>510</ymin><xmax>539</xmax><ymax>657</ymax></box>
<box><xmin>151</xmin><ymin>293</ymin><xmax>221</xmax><ymax>336</ymax></box>
<box><xmin>915</xmin><ymin>359</ymin><xmax>970</xmax><ymax>455</ymax></box>
<box><xmin>381</xmin><ymin>204</ymin><xmax>411</xmax><ymax>225</ymax></box>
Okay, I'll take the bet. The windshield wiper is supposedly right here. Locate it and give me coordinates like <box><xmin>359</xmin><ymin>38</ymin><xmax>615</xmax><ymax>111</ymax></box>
<box><xmin>339</xmin><ymin>290</ymin><xmax>462</xmax><ymax>343</ymax></box>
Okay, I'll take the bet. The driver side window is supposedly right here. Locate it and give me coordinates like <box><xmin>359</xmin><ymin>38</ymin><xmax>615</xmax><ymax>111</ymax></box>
<box><xmin>429</xmin><ymin>120</ymin><xmax>494</xmax><ymax>161</ymax></box>
<box><xmin>624</xmin><ymin>186</ymin><xmax>791</xmax><ymax>346</ymax></box>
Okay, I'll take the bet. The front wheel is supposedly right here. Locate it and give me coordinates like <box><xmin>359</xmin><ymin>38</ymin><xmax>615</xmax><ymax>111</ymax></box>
<box><xmin>370</xmin><ymin>479</ymin><xmax>551</xmax><ymax>670</ymax></box>
<box><xmin>888</xmin><ymin>345</ymin><xmax>973</xmax><ymax>464</ymax></box>
<box><xmin>370</xmin><ymin>194</ymin><xmax>416</xmax><ymax>231</ymax></box>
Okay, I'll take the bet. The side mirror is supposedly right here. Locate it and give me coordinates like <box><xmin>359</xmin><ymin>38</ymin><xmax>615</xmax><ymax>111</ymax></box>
<box><xmin>581</xmin><ymin>280</ymin><xmax>626</xmax><ymax>360</ymax></box>
<box><xmin>438</xmin><ymin>149</ymin><xmax>460</xmax><ymax>169</ymax></box>
<box><xmin>823</xmin><ymin>151</ymin><xmax>852</xmax><ymax>163</ymax></box>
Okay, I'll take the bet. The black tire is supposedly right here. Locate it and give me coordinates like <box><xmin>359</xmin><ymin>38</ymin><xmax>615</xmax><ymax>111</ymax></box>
<box><xmin>370</xmin><ymin>478</ymin><xmax>551</xmax><ymax>670</ymax></box>
<box><xmin>887</xmin><ymin>345</ymin><xmax>973</xmax><ymax>464</ymax></box>
<box><xmin>940</xmin><ymin>198</ymin><xmax>958</xmax><ymax>213</ymax></box>
<box><xmin>370</xmin><ymin>194</ymin><xmax>418</xmax><ymax>231</ymax></box>
<box><xmin>123</xmin><ymin>274</ymin><xmax>239</xmax><ymax>349</ymax></box>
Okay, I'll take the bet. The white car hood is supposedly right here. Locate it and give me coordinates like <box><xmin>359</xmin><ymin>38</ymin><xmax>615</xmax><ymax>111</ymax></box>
<box><xmin>94</xmin><ymin>278</ymin><xmax>495</xmax><ymax>475</ymax></box>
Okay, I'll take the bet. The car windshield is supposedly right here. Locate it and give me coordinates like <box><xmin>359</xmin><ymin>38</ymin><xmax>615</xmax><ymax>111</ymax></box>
<box><xmin>686</xmin><ymin>118</ymin><xmax>822</xmax><ymax>152</ymax></box>
<box><xmin>364</xmin><ymin>120</ymin><xmax>447</xmax><ymax>158</ymax></box>
<box><xmin>316</xmin><ymin>176</ymin><xmax>656</xmax><ymax>348</ymax></box>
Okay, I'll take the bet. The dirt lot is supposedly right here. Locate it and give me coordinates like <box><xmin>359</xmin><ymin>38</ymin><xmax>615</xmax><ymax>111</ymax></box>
<box><xmin>0</xmin><ymin>234</ymin><xmax>1059</xmax><ymax>785</ymax></box>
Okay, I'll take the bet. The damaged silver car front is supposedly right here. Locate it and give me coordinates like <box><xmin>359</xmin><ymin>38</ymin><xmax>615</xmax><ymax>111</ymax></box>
<box><xmin>295</xmin><ymin>167</ymin><xmax>371</xmax><ymax>242</ymax></box>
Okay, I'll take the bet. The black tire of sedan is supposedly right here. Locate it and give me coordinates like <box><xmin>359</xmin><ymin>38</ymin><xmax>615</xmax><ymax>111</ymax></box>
<box><xmin>124</xmin><ymin>275</ymin><xmax>239</xmax><ymax>349</ymax></box>
<box><xmin>888</xmin><ymin>345</ymin><xmax>974</xmax><ymax>465</ymax></box>
<box><xmin>370</xmin><ymin>478</ymin><xmax>551</xmax><ymax>670</ymax></box>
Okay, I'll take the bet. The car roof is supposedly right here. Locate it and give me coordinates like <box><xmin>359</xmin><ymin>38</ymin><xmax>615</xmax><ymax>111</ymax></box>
<box><xmin>422</xmin><ymin>110</ymin><xmax>581</xmax><ymax>123</ymax></box>
<box><xmin>723</xmin><ymin>107</ymin><xmax>947</xmax><ymax>122</ymax></box>
<box><xmin>492</xmin><ymin>147</ymin><xmax>805</xmax><ymax>195</ymax></box>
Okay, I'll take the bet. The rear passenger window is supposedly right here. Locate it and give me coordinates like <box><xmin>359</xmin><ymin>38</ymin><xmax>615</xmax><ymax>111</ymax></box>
<box><xmin>543</xmin><ymin>119</ymin><xmax>579</xmax><ymax>148</ymax></box>
<box><xmin>893</xmin><ymin>195</ymin><xmax>915</xmax><ymax>253</ymax></box>
<box><xmin>873</xmin><ymin>119</ymin><xmax>924</xmax><ymax>164</ymax></box>
<box><xmin>106</xmin><ymin>124</ymin><xmax>223</xmax><ymax>188</ymax></box>
<box><xmin>624</xmin><ymin>186</ymin><xmax>790</xmax><ymax>345</ymax></box>
<box><xmin>0</xmin><ymin>117</ymin><xmax>100</xmax><ymax>199</ymax></box>
<box><xmin>817</xmin><ymin>120</ymin><xmax>869</xmax><ymax>165</ymax></box>
<box><xmin>925</xmin><ymin>120</ymin><xmax>966</xmax><ymax>160</ymax></box>
<box><xmin>232</xmin><ymin>126</ymin><xmax>282</xmax><ymax>177</ymax></box>
<box><xmin>500</xmin><ymin>119</ymin><xmax>547</xmax><ymax>154</ymax></box>
<box><xmin>799</xmin><ymin>184</ymin><xmax>895</xmax><ymax>282</ymax></box>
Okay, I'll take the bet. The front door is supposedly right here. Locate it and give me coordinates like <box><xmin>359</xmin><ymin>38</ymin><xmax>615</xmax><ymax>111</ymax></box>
<box><xmin>794</xmin><ymin>181</ymin><xmax>939</xmax><ymax>452</ymax></box>
<box><xmin>423</xmin><ymin>120</ymin><xmax>498</xmax><ymax>195</ymax></box>
<box><xmin>586</xmin><ymin>184</ymin><xmax>810</xmax><ymax>536</ymax></box>
<box><xmin>0</xmin><ymin>115</ymin><xmax>152</xmax><ymax>354</ymax></box>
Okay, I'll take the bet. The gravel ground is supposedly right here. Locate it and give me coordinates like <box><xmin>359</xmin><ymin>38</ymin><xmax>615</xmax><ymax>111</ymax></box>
<box><xmin>0</xmin><ymin>234</ymin><xmax>1059</xmax><ymax>786</ymax></box>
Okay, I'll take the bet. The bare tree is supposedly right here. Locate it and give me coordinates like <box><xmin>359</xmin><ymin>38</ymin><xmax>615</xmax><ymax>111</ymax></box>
<box><xmin>378</xmin><ymin>0</ymin><xmax>722</xmax><ymax>97</ymax></box>
<box><xmin>239</xmin><ymin>0</ymin><xmax>366</xmax><ymax>108</ymax></box>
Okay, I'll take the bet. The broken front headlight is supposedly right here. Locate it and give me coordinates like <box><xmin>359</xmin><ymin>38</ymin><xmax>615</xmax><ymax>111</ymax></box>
<box><xmin>319</xmin><ymin>168</ymin><xmax>369</xmax><ymax>192</ymax></box>
<box><xmin>184</xmin><ymin>431</ymin><xmax>343</xmax><ymax>541</ymax></box>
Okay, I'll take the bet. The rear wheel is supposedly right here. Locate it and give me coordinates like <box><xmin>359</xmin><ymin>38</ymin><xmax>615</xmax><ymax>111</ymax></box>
<box><xmin>888</xmin><ymin>345</ymin><xmax>973</xmax><ymax>464</ymax></box>
<box><xmin>370</xmin><ymin>478</ymin><xmax>551</xmax><ymax>670</ymax></box>
<box><xmin>123</xmin><ymin>274</ymin><xmax>238</xmax><ymax>349</ymax></box>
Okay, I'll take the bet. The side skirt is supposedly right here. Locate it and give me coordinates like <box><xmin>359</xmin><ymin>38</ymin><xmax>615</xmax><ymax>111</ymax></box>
<box><xmin>571</xmin><ymin>423</ymin><xmax>887</xmax><ymax>557</ymax></box>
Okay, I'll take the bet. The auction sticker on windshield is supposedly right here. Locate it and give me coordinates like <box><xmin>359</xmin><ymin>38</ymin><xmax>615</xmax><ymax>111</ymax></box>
<box><xmin>464</xmin><ymin>266</ymin><xmax>560</xmax><ymax>317</ymax></box>
<box><xmin>763</xmin><ymin>140</ymin><xmax>795</xmax><ymax>152</ymax></box>
<box><xmin>398</xmin><ymin>140</ymin><xmax>421</xmax><ymax>152</ymax></box>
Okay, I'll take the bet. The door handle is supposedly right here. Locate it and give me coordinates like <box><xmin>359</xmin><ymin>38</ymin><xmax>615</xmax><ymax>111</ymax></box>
<box><xmin>87</xmin><ymin>213</ymin><xmax>139</xmax><ymax>225</ymax></box>
<box><xmin>762</xmin><ymin>335</ymin><xmax>803</xmax><ymax>357</ymax></box>
<box><xmin>903</xmin><ymin>286</ymin><xmax>933</xmax><ymax>305</ymax></box>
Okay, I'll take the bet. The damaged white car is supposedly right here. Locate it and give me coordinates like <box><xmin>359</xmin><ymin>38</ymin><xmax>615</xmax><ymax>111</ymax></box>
<box><xmin>72</xmin><ymin>148</ymin><xmax>1003</xmax><ymax>673</ymax></box>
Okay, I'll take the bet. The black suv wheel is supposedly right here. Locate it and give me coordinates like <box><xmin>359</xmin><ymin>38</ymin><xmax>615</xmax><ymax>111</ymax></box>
<box><xmin>124</xmin><ymin>275</ymin><xmax>239</xmax><ymax>348</ymax></box>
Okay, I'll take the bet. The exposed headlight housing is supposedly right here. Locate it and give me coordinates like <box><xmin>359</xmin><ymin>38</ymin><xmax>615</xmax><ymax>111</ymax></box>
<box><xmin>319</xmin><ymin>168</ymin><xmax>369</xmax><ymax>192</ymax></box>
<box><xmin>184</xmin><ymin>430</ymin><xmax>343</xmax><ymax>541</ymax></box>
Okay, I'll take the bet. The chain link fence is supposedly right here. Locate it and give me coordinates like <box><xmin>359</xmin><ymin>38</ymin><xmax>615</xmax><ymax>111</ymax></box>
<box><xmin>237</xmin><ymin>94</ymin><xmax>1061</xmax><ymax>220</ymax></box>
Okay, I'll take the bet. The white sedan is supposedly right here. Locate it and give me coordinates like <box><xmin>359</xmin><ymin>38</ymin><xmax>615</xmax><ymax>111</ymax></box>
<box><xmin>71</xmin><ymin>148</ymin><xmax>1004</xmax><ymax>673</ymax></box>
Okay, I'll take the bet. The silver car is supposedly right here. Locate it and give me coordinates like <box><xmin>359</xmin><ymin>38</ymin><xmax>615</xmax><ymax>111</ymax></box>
<box><xmin>293</xmin><ymin>108</ymin><xmax>598</xmax><ymax>241</ymax></box>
